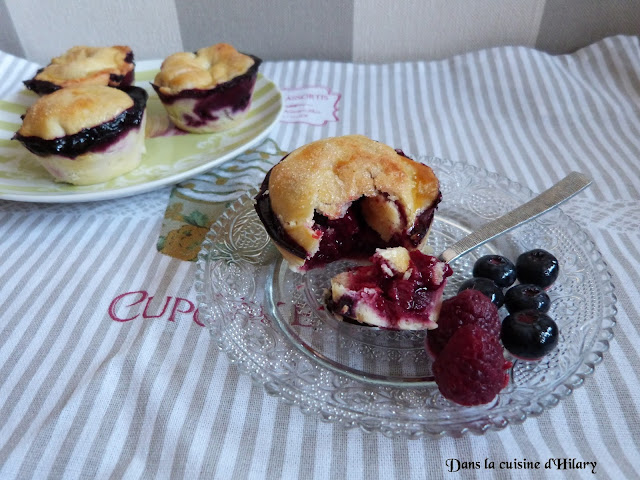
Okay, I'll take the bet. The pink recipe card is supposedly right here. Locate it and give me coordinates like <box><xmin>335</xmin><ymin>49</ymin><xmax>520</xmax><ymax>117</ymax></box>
<box><xmin>281</xmin><ymin>86</ymin><xmax>341</xmax><ymax>126</ymax></box>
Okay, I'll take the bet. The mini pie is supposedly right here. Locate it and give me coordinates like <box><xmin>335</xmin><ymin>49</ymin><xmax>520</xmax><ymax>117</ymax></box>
<box><xmin>328</xmin><ymin>247</ymin><xmax>452</xmax><ymax>330</ymax></box>
<box><xmin>13</xmin><ymin>85</ymin><xmax>148</xmax><ymax>185</ymax></box>
<box><xmin>255</xmin><ymin>135</ymin><xmax>442</xmax><ymax>272</ymax></box>
<box><xmin>23</xmin><ymin>45</ymin><xmax>135</xmax><ymax>95</ymax></box>
<box><xmin>151</xmin><ymin>43</ymin><xmax>262</xmax><ymax>133</ymax></box>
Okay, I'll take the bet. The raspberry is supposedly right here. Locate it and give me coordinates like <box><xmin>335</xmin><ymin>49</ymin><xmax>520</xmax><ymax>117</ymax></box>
<box><xmin>426</xmin><ymin>289</ymin><xmax>501</xmax><ymax>357</ymax></box>
<box><xmin>433</xmin><ymin>325</ymin><xmax>512</xmax><ymax>406</ymax></box>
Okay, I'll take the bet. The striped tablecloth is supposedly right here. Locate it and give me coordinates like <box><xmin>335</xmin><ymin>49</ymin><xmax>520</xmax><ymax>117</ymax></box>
<box><xmin>1</xmin><ymin>35</ymin><xmax>639</xmax><ymax>479</ymax></box>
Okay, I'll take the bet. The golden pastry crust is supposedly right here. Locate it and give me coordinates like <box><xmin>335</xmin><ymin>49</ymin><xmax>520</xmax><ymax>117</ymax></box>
<box><xmin>30</xmin><ymin>45</ymin><xmax>134</xmax><ymax>89</ymax></box>
<box><xmin>266</xmin><ymin>135</ymin><xmax>440</xmax><ymax>264</ymax></box>
<box><xmin>18</xmin><ymin>85</ymin><xmax>134</xmax><ymax>139</ymax></box>
<box><xmin>153</xmin><ymin>43</ymin><xmax>255</xmax><ymax>94</ymax></box>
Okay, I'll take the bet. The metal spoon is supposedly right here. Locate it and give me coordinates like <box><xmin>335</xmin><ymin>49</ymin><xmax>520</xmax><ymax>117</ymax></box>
<box><xmin>438</xmin><ymin>172</ymin><xmax>592</xmax><ymax>263</ymax></box>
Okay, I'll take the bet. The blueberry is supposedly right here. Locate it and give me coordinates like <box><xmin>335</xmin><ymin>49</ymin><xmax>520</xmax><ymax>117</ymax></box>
<box><xmin>472</xmin><ymin>255</ymin><xmax>517</xmax><ymax>288</ymax></box>
<box><xmin>516</xmin><ymin>249</ymin><xmax>559</xmax><ymax>288</ymax></box>
<box><xmin>500</xmin><ymin>310</ymin><xmax>559</xmax><ymax>360</ymax></box>
<box><xmin>504</xmin><ymin>284</ymin><xmax>551</xmax><ymax>314</ymax></box>
<box><xmin>458</xmin><ymin>277</ymin><xmax>505</xmax><ymax>308</ymax></box>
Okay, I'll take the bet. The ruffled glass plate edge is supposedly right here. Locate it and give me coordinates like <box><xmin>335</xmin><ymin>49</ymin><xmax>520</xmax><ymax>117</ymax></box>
<box><xmin>194</xmin><ymin>157</ymin><xmax>617</xmax><ymax>439</ymax></box>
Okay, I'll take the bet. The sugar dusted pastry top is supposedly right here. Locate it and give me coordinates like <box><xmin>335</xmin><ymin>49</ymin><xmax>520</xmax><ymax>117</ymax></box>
<box><xmin>17</xmin><ymin>85</ymin><xmax>134</xmax><ymax>139</ymax></box>
<box><xmin>266</xmin><ymin>135</ymin><xmax>440</xmax><ymax>255</ymax></box>
<box><xmin>153</xmin><ymin>43</ymin><xmax>256</xmax><ymax>94</ymax></box>
<box><xmin>31</xmin><ymin>46</ymin><xmax>133</xmax><ymax>87</ymax></box>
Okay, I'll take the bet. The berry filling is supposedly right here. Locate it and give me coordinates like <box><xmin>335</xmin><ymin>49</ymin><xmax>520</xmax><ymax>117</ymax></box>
<box><xmin>108</xmin><ymin>69</ymin><xmax>135</xmax><ymax>88</ymax></box>
<box><xmin>328</xmin><ymin>248</ymin><xmax>452</xmax><ymax>329</ymax></box>
<box><xmin>305</xmin><ymin>206</ymin><xmax>380</xmax><ymax>269</ymax></box>
<box><xmin>22</xmin><ymin>73</ymin><xmax>62</xmax><ymax>95</ymax></box>
<box><xmin>13</xmin><ymin>86</ymin><xmax>148</xmax><ymax>159</ymax></box>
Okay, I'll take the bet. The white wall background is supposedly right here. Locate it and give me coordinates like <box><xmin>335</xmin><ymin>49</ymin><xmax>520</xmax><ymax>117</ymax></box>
<box><xmin>0</xmin><ymin>0</ymin><xmax>638</xmax><ymax>64</ymax></box>
<box><xmin>352</xmin><ymin>0</ymin><xmax>547</xmax><ymax>62</ymax></box>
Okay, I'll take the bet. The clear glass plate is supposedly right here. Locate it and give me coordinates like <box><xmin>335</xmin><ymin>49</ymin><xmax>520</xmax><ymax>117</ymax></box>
<box><xmin>195</xmin><ymin>158</ymin><xmax>617</xmax><ymax>438</ymax></box>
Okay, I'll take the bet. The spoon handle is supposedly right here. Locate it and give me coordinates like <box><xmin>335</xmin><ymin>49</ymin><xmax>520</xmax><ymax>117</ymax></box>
<box><xmin>438</xmin><ymin>172</ymin><xmax>591</xmax><ymax>263</ymax></box>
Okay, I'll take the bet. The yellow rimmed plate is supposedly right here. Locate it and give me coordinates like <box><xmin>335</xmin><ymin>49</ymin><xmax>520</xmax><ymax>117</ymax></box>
<box><xmin>0</xmin><ymin>59</ymin><xmax>283</xmax><ymax>203</ymax></box>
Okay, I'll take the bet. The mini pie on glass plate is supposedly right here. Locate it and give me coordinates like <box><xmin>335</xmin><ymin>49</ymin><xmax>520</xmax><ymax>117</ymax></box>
<box><xmin>151</xmin><ymin>43</ymin><xmax>262</xmax><ymax>133</ymax></box>
<box><xmin>255</xmin><ymin>135</ymin><xmax>449</xmax><ymax>329</ymax></box>
<box><xmin>23</xmin><ymin>45</ymin><xmax>135</xmax><ymax>95</ymax></box>
<box><xmin>13</xmin><ymin>84</ymin><xmax>148</xmax><ymax>186</ymax></box>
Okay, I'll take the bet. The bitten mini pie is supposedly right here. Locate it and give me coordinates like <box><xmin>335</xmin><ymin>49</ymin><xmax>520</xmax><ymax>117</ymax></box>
<box><xmin>328</xmin><ymin>247</ymin><xmax>452</xmax><ymax>330</ymax></box>
<box><xmin>255</xmin><ymin>135</ymin><xmax>442</xmax><ymax>272</ymax></box>
<box><xmin>13</xmin><ymin>85</ymin><xmax>148</xmax><ymax>185</ymax></box>
<box><xmin>151</xmin><ymin>43</ymin><xmax>262</xmax><ymax>133</ymax></box>
<box><xmin>23</xmin><ymin>45</ymin><xmax>135</xmax><ymax>95</ymax></box>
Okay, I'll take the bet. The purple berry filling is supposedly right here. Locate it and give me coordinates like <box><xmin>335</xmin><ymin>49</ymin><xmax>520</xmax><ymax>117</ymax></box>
<box><xmin>151</xmin><ymin>55</ymin><xmax>262</xmax><ymax>128</ymax></box>
<box><xmin>305</xmin><ymin>204</ymin><xmax>385</xmax><ymax>269</ymax></box>
<box><xmin>13</xmin><ymin>86</ymin><xmax>148</xmax><ymax>159</ymax></box>
<box><xmin>108</xmin><ymin>68</ymin><xmax>135</xmax><ymax>88</ymax></box>
<box><xmin>328</xmin><ymin>250</ymin><xmax>452</xmax><ymax>328</ymax></box>
<box><xmin>254</xmin><ymin>164</ymin><xmax>441</xmax><ymax>270</ymax></box>
<box><xmin>22</xmin><ymin>70</ymin><xmax>62</xmax><ymax>95</ymax></box>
